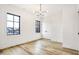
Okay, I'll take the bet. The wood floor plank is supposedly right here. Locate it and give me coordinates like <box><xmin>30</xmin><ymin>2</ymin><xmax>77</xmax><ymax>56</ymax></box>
<box><xmin>0</xmin><ymin>39</ymin><xmax>78</xmax><ymax>55</ymax></box>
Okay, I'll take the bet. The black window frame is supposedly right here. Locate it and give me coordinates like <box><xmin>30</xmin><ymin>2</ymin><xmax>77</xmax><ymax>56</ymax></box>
<box><xmin>7</xmin><ymin>13</ymin><xmax>20</xmax><ymax>35</ymax></box>
<box><xmin>35</xmin><ymin>20</ymin><xmax>40</xmax><ymax>33</ymax></box>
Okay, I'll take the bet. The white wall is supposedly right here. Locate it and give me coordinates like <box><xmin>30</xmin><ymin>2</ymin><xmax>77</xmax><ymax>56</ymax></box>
<box><xmin>42</xmin><ymin>4</ymin><xmax>79</xmax><ymax>50</ymax></box>
<box><xmin>0</xmin><ymin>5</ymin><xmax>41</xmax><ymax>49</ymax></box>
<box><xmin>62</xmin><ymin>5</ymin><xmax>79</xmax><ymax>50</ymax></box>
<box><xmin>42</xmin><ymin>5</ymin><xmax>63</xmax><ymax>42</ymax></box>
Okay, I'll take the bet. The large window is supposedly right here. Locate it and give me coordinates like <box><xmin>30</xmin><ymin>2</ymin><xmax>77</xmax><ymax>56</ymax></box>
<box><xmin>7</xmin><ymin>13</ymin><xmax>20</xmax><ymax>35</ymax></box>
<box><xmin>35</xmin><ymin>20</ymin><xmax>40</xmax><ymax>33</ymax></box>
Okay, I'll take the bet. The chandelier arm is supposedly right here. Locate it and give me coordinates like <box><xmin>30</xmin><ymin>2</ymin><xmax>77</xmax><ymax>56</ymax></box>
<box><xmin>40</xmin><ymin>4</ymin><xmax>42</xmax><ymax>11</ymax></box>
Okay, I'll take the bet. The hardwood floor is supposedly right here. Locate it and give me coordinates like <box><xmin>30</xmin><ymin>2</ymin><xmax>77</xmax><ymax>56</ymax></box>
<box><xmin>0</xmin><ymin>38</ymin><xmax>78</xmax><ymax>55</ymax></box>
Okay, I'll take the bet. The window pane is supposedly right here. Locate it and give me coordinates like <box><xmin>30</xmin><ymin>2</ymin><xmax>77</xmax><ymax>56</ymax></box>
<box><xmin>7</xmin><ymin>14</ymin><xmax>13</xmax><ymax>21</ymax></box>
<box><xmin>14</xmin><ymin>22</ymin><xmax>20</xmax><ymax>35</ymax></box>
<box><xmin>14</xmin><ymin>16</ymin><xmax>19</xmax><ymax>22</ymax></box>
<box><xmin>7</xmin><ymin>21</ymin><xmax>13</xmax><ymax>34</ymax></box>
<box><xmin>35</xmin><ymin>20</ymin><xmax>40</xmax><ymax>33</ymax></box>
<box><xmin>14</xmin><ymin>22</ymin><xmax>19</xmax><ymax>28</ymax></box>
<box><xmin>7</xmin><ymin>21</ymin><xmax>13</xmax><ymax>27</ymax></box>
<box><xmin>14</xmin><ymin>29</ymin><xmax>20</xmax><ymax>35</ymax></box>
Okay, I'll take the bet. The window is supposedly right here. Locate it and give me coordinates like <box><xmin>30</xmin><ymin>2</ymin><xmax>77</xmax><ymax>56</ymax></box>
<box><xmin>7</xmin><ymin>13</ymin><xmax>20</xmax><ymax>35</ymax></box>
<box><xmin>35</xmin><ymin>20</ymin><xmax>40</xmax><ymax>33</ymax></box>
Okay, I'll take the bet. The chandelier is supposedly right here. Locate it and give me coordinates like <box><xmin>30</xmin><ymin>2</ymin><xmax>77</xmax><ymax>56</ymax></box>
<box><xmin>34</xmin><ymin>4</ymin><xmax>48</xmax><ymax>20</ymax></box>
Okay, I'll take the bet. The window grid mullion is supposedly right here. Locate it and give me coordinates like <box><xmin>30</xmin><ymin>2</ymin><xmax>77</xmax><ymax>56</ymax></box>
<box><xmin>13</xmin><ymin>15</ymin><xmax>14</xmax><ymax>35</ymax></box>
<box><xmin>19</xmin><ymin>16</ymin><xmax>20</xmax><ymax>34</ymax></box>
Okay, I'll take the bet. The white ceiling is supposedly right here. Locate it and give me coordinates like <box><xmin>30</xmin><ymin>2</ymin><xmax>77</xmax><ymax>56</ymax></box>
<box><xmin>13</xmin><ymin>4</ymin><xmax>40</xmax><ymax>11</ymax></box>
<box><xmin>13</xmin><ymin>4</ymin><xmax>63</xmax><ymax>12</ymax></box>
